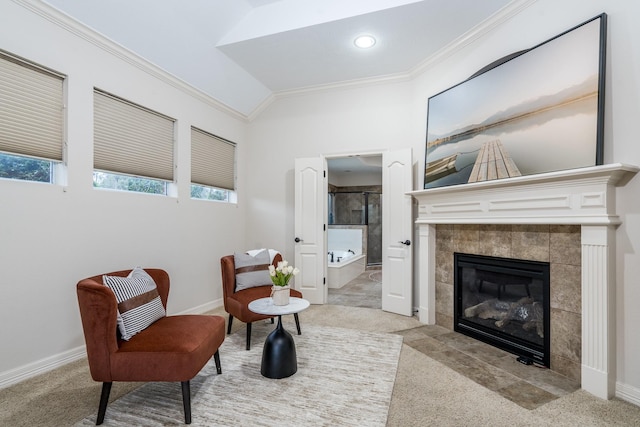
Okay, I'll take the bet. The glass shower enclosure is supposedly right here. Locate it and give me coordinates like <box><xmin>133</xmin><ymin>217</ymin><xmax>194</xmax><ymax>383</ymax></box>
<box><xmin>328</xmin><ymin>190</ymin><xmax>382</xmax><ymax>265</ymax></box>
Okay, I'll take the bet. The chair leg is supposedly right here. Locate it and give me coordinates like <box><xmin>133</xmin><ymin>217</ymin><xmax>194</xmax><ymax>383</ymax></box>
<box><xmin>227</xmin><ymin>315</ymin><xmax>233</xmax><ymax>335</ymax></box>
<box><xmin>294</xmin><ymin>313</ymin><xmax>301</xmax><ymax>335</ymax></box>
<box><xmin>96</xmin><ymin>382</ymin><xmax>112</xmax><ymax>425</ymax></box>
<box><xmin>271</xmin><ymin>317</ymin><xmax>275</xmax><ymax>324</ymax></box>
<box><xmin>214</xmin><ymin>350</ymin><xmax>222</xmax><ymax>374</ymax></box>
<box><xmin>246</xmin><ymin>322</ymin><xmax>252</xmax><ymax>350</ymax></box>
<box><xmin>181</xmin><ymin>381</ymin><xmax>191</xmax><ymax>424</ymax></box>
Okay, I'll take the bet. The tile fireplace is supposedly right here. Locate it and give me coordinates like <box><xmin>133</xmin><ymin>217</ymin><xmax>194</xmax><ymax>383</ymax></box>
<box><xmin>409</xmin><ymin>163</ymin><xmax>639</xmax><ymax>400</ymax></box>
<box><xmin>434</xmin><ymin>224</ymin><xmax>579</xmax><ymax>380</ymax></box>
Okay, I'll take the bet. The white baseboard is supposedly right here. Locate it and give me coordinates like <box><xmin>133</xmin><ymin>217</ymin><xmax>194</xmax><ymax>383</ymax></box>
<box><xmin>616</xmin><ymin>381</ymin><xmax>640</xmax><ymax>407</ymax></box>
<box><xmin>0</xmin><ymin>299</ymin><xmax>225</xmax><ymax>390</ymax></box>
<box><xmin>0</xmin><ymin>345</ymin><xmax>86</xmax><ymax>390</ymax></box>
<box><xmin>176</xmin><ymin>298</ymin><xmax>223</xmax><ymax>315</ymax></box>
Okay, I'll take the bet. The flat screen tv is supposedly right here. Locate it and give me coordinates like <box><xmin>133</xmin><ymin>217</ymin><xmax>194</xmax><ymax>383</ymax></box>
<box><xmin>424</xmin><ymin>14</ymin><xmax>607</xmax><ymax>189</ymax></box>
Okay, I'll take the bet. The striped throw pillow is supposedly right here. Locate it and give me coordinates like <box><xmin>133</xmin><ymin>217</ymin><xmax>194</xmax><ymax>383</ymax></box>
<box><xmin>103</xmin><ymin>267</ymin><xmax>166</xmax><ymax>341</ymax></box>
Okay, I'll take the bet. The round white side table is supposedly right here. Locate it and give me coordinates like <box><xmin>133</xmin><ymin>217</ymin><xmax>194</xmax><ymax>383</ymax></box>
<box><xmin>248</xmin><ymin>297</ymin><xmax>310</xmax><ymax>378</ymax></box>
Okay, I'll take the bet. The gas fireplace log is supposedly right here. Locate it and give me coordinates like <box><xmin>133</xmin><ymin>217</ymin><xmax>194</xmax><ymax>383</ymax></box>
<box><xmin>465</xmin><ymin>297</ymin><xmax>544</xmax><ymax>338</ymax></box>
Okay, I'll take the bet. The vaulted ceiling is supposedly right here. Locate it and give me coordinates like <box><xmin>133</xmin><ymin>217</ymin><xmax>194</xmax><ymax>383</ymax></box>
<box><xmin>44</xmin><ymin>0</ymin><xmax>513</xmax><ymax>116</ymax></box>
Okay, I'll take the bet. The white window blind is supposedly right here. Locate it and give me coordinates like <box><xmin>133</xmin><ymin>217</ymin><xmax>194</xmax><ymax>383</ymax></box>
<box><xmin>191</xmin><ymin>127</ymin><xmax>236</xmax><ymax>191</ymax></box>
<box><xmin>94</xmin><ymin>89</ymin><xmax>175</xmax><ymax>181</ymax></box>
<box><xmin>0</xmin><ymin>52</ymin><xmax>64</xmax><ymax>161</ymax></box>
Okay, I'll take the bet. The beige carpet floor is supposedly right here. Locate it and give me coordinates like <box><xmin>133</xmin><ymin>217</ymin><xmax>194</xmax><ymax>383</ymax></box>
<box><xmin>2</xmin><ymin>304</ymin><xmax>640</xmax><ymax>426</ymax></box>
<box><xmin>74</xmin><ymin>323</ymin><xmax>402</xmax><ymax>426</ymax></box>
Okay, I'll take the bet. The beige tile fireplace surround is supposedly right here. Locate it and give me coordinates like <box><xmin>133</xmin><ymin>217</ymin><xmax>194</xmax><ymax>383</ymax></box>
<box><xmin>409</xmin><ymin>163</ymin><xmax>639</xmax><ymax>400</ymax></box>
<box><xmin>433</xmin><ymin>223</ymin><xmax>581</xmax><ymax>381</ymax></box>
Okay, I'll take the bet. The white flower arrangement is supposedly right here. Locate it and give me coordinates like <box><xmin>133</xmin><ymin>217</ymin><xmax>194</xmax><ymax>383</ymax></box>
<box><xmin>268</xmin><ymin>260</ymin><xmax>300</xmax><ymax>287</ymax></box>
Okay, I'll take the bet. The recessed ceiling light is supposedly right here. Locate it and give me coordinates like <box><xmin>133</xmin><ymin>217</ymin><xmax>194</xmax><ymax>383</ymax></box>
<box><xmin>354</xmin><ymin>35</ymin><xmax>376</xmax><ymax>49</ymax></box>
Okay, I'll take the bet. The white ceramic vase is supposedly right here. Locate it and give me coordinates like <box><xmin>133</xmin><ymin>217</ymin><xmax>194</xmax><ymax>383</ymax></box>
<box><xmin>271</xmin><ymin>285</ymin><xmax>291</xmax><ymax>306</ymax></box>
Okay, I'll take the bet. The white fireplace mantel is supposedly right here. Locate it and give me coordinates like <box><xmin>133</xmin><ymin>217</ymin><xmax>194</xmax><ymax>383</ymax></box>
<box><xmin>408</xmin><ymin>163</ymin><xmax>639</xmax><ymax>400</ymax></box>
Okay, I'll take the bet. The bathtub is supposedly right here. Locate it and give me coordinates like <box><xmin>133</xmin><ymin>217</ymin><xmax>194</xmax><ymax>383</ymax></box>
<box><xmin>328</xmin><ymin>250</ymin><xmax>358</xmax><ymax>263</ymax></box>
<box><xmin>327</xmin><ymin>250</ymin><xmax>366</xmax><ymax>289</ymax></box>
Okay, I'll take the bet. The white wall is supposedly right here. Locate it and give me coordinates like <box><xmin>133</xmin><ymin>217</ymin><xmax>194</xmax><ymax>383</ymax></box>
<box><xmin>0</xmin><ymin>1</ymin><xmax>248</xmax><ymax>384</ymax></box>
<box><xmin>246</xmin><ymin>0</ymin><xmax>640</xmax><ymax>402</ymax></box>
<box><xmin>328</xmin><ymin>170</ymin><xmax>382</xmax><ymax>187</ymax></box>
<box><xmin>327</xmin><ymin>228</ymin><xmax>363</xmax><ymax>254</ymax></box>
<box><xmin>246</xmin><ymin>82</ymin><xmax>415</xmax><ymax>255</ymax></box>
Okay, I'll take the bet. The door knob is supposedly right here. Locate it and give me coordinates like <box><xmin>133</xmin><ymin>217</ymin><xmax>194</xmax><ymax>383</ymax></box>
<box><xmin>399</xmin><ymin>240</ymin><xmax>411</xmax><ymax>246</ymax></box>
<box><xmin>294</xmin><ymin>237</ymin><xmax>303</xmax><ymax>243</ymax></box>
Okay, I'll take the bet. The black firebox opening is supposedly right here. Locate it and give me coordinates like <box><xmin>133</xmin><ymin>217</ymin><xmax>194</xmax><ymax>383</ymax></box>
<box><xmin>454</xmin><ymin>253</ymin><xmax>550</xmax><ymax>367</ymax></box>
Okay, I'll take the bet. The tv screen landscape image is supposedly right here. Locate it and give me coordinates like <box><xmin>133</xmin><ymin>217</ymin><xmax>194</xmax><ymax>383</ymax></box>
<box><xmin>424</xmin><ymin>14</ymin><xmax>606</xmax><ymax>189</ymax></box>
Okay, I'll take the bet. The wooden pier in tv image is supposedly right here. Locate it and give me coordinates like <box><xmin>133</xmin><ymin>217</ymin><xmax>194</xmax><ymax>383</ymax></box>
<box><xmin>468</xmin><ymin>139</ymin><xmax>521</xmax><ymax>183</ymax></box>
<box><xmin>424</xmin><ymin>152</ymin><xmax>458</xmax><ymax>182</ymax></box>
<box><xmin>425</xmin><ymin>139</ymin><xmax>521</xmax><ymax>185</ymax></box>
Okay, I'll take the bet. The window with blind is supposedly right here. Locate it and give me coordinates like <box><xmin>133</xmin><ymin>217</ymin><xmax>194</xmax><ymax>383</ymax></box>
<box><xmin>190</xmin><ymin>127</ymin><xmax>236</xmax><ymax>202</ymax></box>
<box><xmin>93</xmin><ymin>89</ymin><xmax>175</xmax><ymax>195</ymax></box>
<box><xmin>0</xmin><ymin>51</ymin><xmax>65</xmax><ymax>184</ymax></box>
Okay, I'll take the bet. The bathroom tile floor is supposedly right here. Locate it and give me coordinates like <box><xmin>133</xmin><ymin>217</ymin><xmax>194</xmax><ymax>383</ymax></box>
<box><xmin>328</xmin><ymin>267</ymin><xmax>381</xmax><ymax>309</ymax></box>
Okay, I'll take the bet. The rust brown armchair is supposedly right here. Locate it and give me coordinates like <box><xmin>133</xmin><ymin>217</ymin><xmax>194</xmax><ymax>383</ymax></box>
<box><xmin>221</xmin><ymin>252</ymin><xmax>303</xmax><ymax>350</ymax></box>
<box><xmin>76</xmin><ymin>268</ymin><xmax>225</xmax><ymax>425</ymax></box>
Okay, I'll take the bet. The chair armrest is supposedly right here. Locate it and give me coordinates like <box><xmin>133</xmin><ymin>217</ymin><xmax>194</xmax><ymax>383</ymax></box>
<box><xmin>76</xmin><ymin>281</ymin><xmax>120</xmax><ymax>381</ymax></box>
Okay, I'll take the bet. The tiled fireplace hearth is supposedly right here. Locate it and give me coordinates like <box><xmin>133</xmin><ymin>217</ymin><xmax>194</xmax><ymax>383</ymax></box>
<box><xmin>409</xmin><ymin>164</ymin><xmax>639</xmax><ymax>400</ymax></box>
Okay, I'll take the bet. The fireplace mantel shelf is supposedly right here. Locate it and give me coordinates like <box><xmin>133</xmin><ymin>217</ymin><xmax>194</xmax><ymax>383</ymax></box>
<box><xmin>408</xmin><ymin>163</ymin><xmax>639</xmax><ymax>226</ymax></box>
<box><xmin>409</xmin><ymin>163</ymin><xmax>639</xmax><ymax>400</ymax></box>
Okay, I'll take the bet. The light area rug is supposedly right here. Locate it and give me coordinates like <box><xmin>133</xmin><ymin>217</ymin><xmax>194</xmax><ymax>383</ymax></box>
<box><xmin>76</xmin><ymin>322</ymin><xmax>403</xmax><ymax>426</ymax></box>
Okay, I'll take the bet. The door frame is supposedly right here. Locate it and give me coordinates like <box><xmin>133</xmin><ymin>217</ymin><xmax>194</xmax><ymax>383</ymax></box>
<box><xmin>324</xmin><ymin>150</ymin><xmax>412</xmax><ymax>311</ymax></box>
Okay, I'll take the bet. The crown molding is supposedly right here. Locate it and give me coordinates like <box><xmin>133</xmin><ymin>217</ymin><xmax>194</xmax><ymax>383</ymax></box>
<box><xmin>247</xmin><ymin>92</ymin><xmax>277</xmax><ymax>122</ymax></box>
<box><xmin>248</xmin><ymin>0</ymin><xmax>538</xmax><ymax>120</ymax></box>
<box><xmin>19</xmin><ymin>0</ymin><xmax>538</xmax><ymax>124</ymax></box>
<box><xmin>408</xmin><ymin>0</ymin><xmax>538</xmax><ymax>78</ymax></box>
<box><xmin>247</xmin><ymin>71</ymin><xmax>413</xmax><ymax>120</ymax></box>
<box><xmin>14</xmin><ymin>0</ymin><xmax>249</xmax><ymax>122</ymax></box>
<box><xmin>279</xmin><ymin>71</ymin><xmax>413</xmax><ymax>97</ymax></box>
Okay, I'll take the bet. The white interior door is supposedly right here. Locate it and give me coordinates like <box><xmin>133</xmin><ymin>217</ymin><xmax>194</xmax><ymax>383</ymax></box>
<box><xmin>382</xmin><ymin>148</ymin><xmax>413</xmax><ymax>316</ymax></box>
<box><xmin>294</xmin><ymin>157</ymin><xmax>327</xmax><ymax>304</ymax></box>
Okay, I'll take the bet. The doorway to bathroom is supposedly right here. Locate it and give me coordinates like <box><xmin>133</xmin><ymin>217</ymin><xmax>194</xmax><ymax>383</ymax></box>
<box><xmin>326</xmin><ymin>155</ymin><xmax>382</xmax><ymax>309</ymax></box>
<box><xmin>294</xmin><ymin>149</ymin><xmax>412</xmax><ymax>315</ymax></box>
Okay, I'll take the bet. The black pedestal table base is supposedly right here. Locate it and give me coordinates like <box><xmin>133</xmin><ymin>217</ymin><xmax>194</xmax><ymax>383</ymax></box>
<box><xmin>261</xmin><ymin>315</ymin><xmax>297</xmax><ymax>379</ymax></box>
<box><xmin>248</xmin><ymin>296</ymin><xmax>310</xmax><ymax>380</ymax></box>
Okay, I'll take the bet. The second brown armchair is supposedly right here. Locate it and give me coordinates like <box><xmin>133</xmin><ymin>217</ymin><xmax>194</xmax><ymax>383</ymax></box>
<box><xmin>220</xmin><ymin>251</ymin><xmax>303</xmax><ymax>350</ymax></box>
